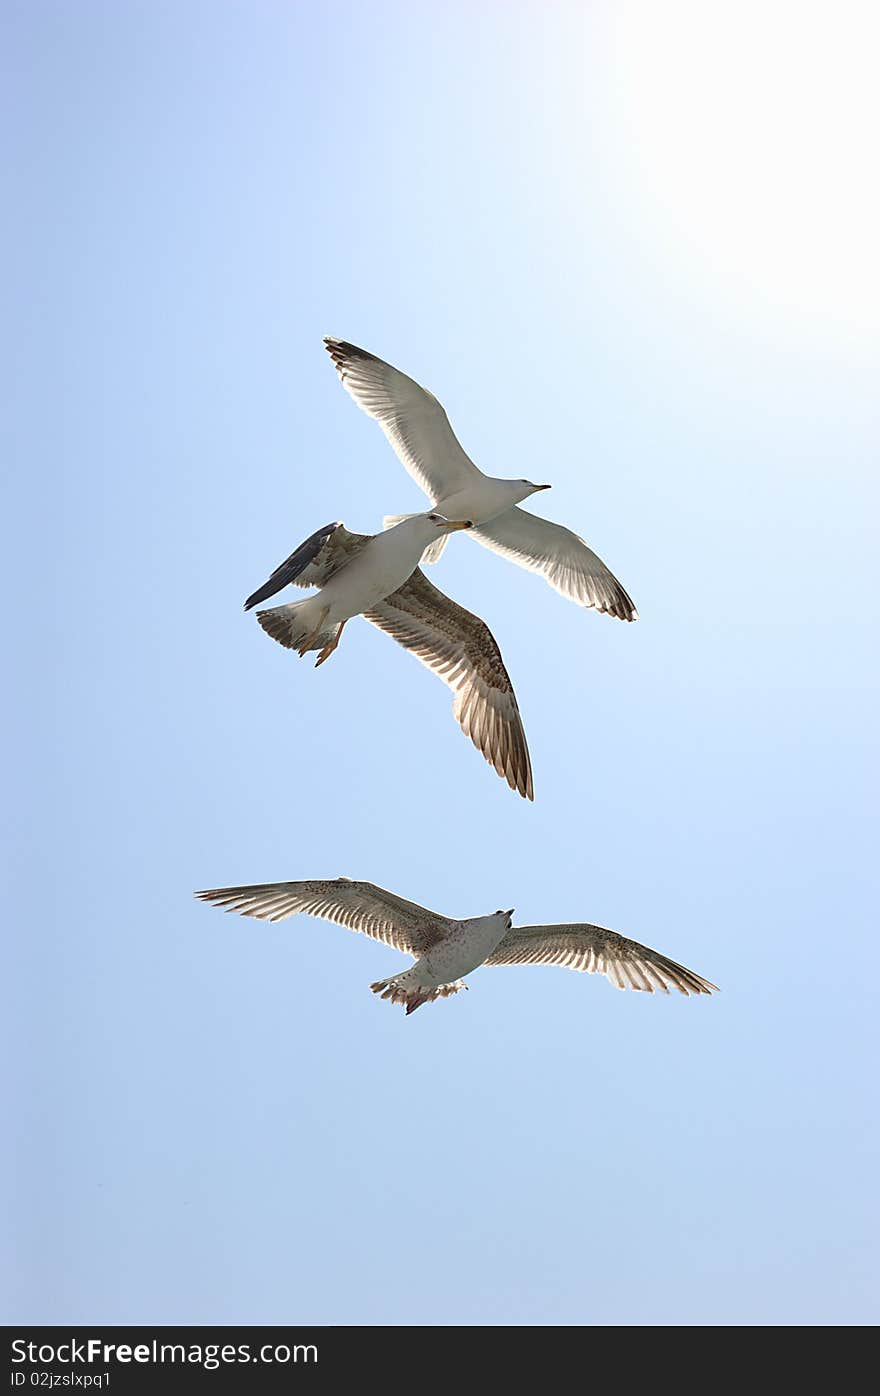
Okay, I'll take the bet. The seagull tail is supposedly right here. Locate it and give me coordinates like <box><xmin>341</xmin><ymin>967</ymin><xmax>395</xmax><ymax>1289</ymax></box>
<box><xmin>369</xmin><ymin>976</ymin><xmax>467</xmax><ymax>1014</ymax></box>
<box><xmin>255</xmin><ymin>601</ymin><xmax>341</xmax><ymax>657</ymax></box>
<box><xmin>382</xmin><ymin>514</ymin><xmax>449</xmax><ymax>565</ymax></box>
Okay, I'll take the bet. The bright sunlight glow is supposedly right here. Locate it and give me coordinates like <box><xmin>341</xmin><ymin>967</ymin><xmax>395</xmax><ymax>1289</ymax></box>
<box><xmin>609</xmin><ymin>1</ymin><xmax>880</xmax><ymax>335</ymax></box>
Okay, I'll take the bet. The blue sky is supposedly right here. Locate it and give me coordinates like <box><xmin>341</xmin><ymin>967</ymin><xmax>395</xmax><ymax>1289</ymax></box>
<box><xmin>5</xmin><ymin>2</ymin><xmax>878</xmax><ymax>1325</ymax></box>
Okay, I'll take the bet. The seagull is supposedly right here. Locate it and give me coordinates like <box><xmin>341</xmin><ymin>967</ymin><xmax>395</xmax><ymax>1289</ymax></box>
<box><xmin>245</xmin><ymin>514</ymin><xmax>534</xmax><ymax>799</ymax></box>
<box><xmin>195</xmin><ymin>878</ymin><xmax>717</xmax><ymax>1014</ymax></box>
<box><xmin>324</xmin><ymin>337</ymin><xmax>638</xmax><ymax>620</ymax></box>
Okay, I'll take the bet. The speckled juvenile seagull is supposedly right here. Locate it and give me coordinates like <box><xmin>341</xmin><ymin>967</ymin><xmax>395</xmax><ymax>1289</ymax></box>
<box><xmin>245</xmin><ymin>514</ymin><xmax>534</xmax><ymax>799</ymax></box>
<box><xmin>195</xmin><ymin>879</ymin><xmax>717</xmax><ymax>1014</ymax></box>
<box><xmin>324</xmin><ymin>337</ymin><xmax>637</xmax><ymax>620</ymax></box>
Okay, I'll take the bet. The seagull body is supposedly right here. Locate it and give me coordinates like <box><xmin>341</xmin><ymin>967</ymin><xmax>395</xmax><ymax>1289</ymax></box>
<box><xmin>325</xmin><ymin>337</ymin><xmax>638</xmax><ymax>620</ymax></box>
<box><xmin>295</xmin><ymin>517</ymin><xmax>437</xmax><ymax>621</ymax></box>
<box><xmin>196</xmin><ymin>879</ymin><xmax>718</xmax><ymax>1015</ymax></box>
<box><xmin>247</xmin><ymin>512</ymin><xmax>471</xmax><ymax>661</ymax></box>
<box><xmin>245</xmin><ymin>515</ymin><xmax>534</xmax><ymax>799</ymax></box>
<box><xmin>424</xmin><ymin>477</ymin><xmax>542</xmax><ymax>533</ymax></box>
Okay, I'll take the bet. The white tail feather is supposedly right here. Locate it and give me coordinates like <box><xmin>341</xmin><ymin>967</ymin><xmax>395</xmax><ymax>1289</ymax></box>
<box><xmin>369</xmin><ymin>975</ymin><xmax>467</xmax><ymax>1013</ymax></box>
<box><xmin>256</xmin><ymin>601</ymin><xmax>340</xmax><ymax>655</ymax></box>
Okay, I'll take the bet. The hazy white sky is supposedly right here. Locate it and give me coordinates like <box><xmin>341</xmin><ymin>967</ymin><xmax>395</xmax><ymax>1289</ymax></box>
<box><xmin>5</xmin><ymin>1</ymin><xmax>878</xmax><ymax>1325</ymax></box>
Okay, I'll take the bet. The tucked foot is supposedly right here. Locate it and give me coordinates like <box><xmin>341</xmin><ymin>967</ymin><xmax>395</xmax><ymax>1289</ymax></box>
<box><xmin>369</xmin><ymin>977</ymin><xmax>467</xmax><ymax>1012</ymax></box>
<box><xmin>314</xmin><ymin>620</ymin><xmax>346</xmax><ymax>668</ymax></box>
<box><xmin>296</xmin><ymin>606</ymin><xmax>331</xmax><ymax>658</ymax></box>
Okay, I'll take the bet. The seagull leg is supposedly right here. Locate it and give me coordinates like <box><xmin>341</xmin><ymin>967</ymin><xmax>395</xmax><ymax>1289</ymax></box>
<box><xmin>296</xmin><ymin>606</ymin><xmax>331</xmax><ymax>658</ymax></box>
<box><xmin>314</xmin><ymin>620</ymin><xmax>346</xmax><ymax>668</ymax></box>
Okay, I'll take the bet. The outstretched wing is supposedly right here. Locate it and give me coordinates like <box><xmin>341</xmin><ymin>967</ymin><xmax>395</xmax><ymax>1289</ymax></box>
<box><xmin>325</xmin><ymin>337</ymin><xmax>480</xmax><ymax>502</ymax></box>
<box><xmin>486</xmin><ymin>924</ymin><xmax>717</xmax><ymax>994</ymax></box>
<box><xmin>364</xmin><ymin>569</ymin><xmax>534</xmax><ymax>800</ymax></box>
<box><xmin>244</xmin><ymin>522</ymin><xmax>369</xmax><ymax>610</ymax></box>
<box><xmin>471</xmin><ymin>508</ymin><xmax>637</xmax><ymax>620</ymax></box>
<box><xmin>195</xmin><ymin>878</ymin><xmax>452</xmax><ymax>958</ymax></box>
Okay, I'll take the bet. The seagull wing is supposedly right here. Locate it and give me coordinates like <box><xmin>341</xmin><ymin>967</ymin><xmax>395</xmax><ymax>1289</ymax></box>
<box><xmin>244</xmin><ymin>522</ymin><xmax>370</xmax><ymax>610</ymax></box>
<box><xmin>486</xmin><ymin>924</ymin><xmax>717</xmax><ymax>995</ymax></box>
<box><xmin>195</xmin><ymin>878</ymin><xmax>452</xmax><ymax>957</ymax></box>
<box><xmin>471</xmin><ymin>507</ymin><xmax>637</xmax><ymax>620</ymax></box>
<box><xmin>364</xmin><ymin>568</ymin><xmax>534</xmax><ymax>800</ymax></box>
<box><xmin>324</xmin><ymin>337</ymin><xmax>481</xmax><ymax>502</ymax></box>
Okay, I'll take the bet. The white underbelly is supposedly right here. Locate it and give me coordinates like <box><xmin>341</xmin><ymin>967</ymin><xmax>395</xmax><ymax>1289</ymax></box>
<box><xmin>421</xmin><ymin>919</ymin><xmax>509</xmax><ymax>985</ymax></box>
<box><xmin>436</xmin><ymin>485</ymin><xmax>516</xmax><ymax>525</ymax></box>
<box><xmin>322</xmin><ymin>548</ymin><xmax>418</xmax><ymax>622</ymax></box>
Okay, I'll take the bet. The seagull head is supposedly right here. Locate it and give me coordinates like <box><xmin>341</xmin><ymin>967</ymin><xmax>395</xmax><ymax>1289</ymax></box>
<box><xmin>519</xmin><ymin>479</ymin><xmax>552</xmax><ymax>494</ymax></box>
<box><xmin>495</xmin><ymin>908</ymin><xmax>515</xmax><ymax>926</ymax></box>
<box><xmin>426</xmin><ymin>512</ymin><xmax>474</xmax><ymax>533</ymax></box>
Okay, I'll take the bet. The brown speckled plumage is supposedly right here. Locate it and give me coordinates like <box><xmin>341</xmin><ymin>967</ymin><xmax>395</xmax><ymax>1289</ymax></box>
<box><xmin>195</xmin><ymin>879</ymin><xmax>718</xmax><ymax>1012</ymax></box>
<box><xmin>486</xmin><ymin>924</ymin><xmax>716</xmax><ymax>994</ymax></box>
<box><xmin>366</xmin><ymin>569</ymin><xmax>533</xmax><ymax>800</ymax></box>
<box><xmin>195</xmin><ymin>878</ymin><xmax>451</xmax><ymax>956</ymax></box>
<box><xmin>250</xmin><ymin>523</ymin><xmax>534</xmax><ymax>799</ymax></box>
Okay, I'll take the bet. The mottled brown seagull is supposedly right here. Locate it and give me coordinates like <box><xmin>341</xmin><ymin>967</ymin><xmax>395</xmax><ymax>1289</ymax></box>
<box><xmin>245</xmin><ymin>515</ymin><xmax>533</xmax><ymax>799</ymax></box>
<box><xmin>196</xmin><ymin>878</ymin><xmax>717</xmax><ymax>1014</ymax></box>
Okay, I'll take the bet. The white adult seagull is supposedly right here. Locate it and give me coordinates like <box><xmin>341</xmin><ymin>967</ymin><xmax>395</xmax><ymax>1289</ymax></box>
<box><xmin>245</xmin><ymin>514</ymin><xmax>534</xmax><ymax>799</ymax></box>
<box><xmin>196</xmin><ymin>878</ymin><xmax>717</xmax><ymax>1014</ymax></box>
<box><xmin>325</xmin><ymin>337</ymin><xmax>637</xmax><ymax>620</ymax></box>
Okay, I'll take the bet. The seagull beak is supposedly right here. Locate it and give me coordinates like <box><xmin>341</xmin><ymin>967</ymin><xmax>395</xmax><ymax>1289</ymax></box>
<box><xmin>443</xmin><ymin>519</ymin><xmax>474</xmax><ymax>532</ymax></box>
<box><xmin>533</xmin><ymin>484</ymin><xmax>552</xmax><ymax>491</ymax></box>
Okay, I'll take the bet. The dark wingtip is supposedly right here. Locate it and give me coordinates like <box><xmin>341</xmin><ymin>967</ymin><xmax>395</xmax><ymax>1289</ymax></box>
<box><xmin>243</xmin><ymin>581</ymin><xmax>280</xmax><ymax>611</ymax></box>
<box><xmin>243</xmin><ymin>522</ymin><xmax>342</xmax><ymax>611</ymax></box>
<box><xmin>324</xmin><ymin>337</ymin><xmax>378</xmax><ymax>368</ymax></box>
